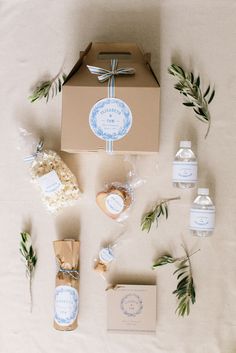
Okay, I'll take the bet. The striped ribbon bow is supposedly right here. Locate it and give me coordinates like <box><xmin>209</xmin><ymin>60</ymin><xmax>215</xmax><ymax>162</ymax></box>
<box><xmin>87</xmin><ymin>59</ymin><xmax>135</xmax><ymax>98</ymax></box>
<box><xmin>23</xmin><ymin>139</ymin><xmax>44</xmax><ymax>163</ymax></box>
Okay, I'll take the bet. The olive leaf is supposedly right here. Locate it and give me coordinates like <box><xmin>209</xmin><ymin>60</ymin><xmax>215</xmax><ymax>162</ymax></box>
<box><xmin>29</xmin><ymin>72</ymin><xmax>67</xmax><ymax>103</ymax></box>
<box><xmin>20</xmin><ymin>232</ymin><xmax>37</xmax><ymax>312</ymax></box>
<box><xmin>152</xmin><ymin>255</ymin><xmax>175</xmax><ymax>268</ymax></box>
<box><xmin>168</xmin><ymin>64</ymin><xmax>215</xmax><ymax>138</ymax></box>
<box><xmin>141</xmin><ymin>196</ymin><xmax>180</xmax><ymax>233</ymax></box>
<box><xmin>153</xmin><ymin>247</ymin><xmax>200</xmax><ymax>317</ymax></box>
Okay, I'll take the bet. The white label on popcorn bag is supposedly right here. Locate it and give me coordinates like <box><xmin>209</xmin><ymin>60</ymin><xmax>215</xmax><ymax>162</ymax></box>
<box><xmin>173</xmin><ymin>161</ymin><xmax>197</xmax><ymax>183</ymax></box>
<box><xmin>38</xmin><ymin>170</ymin><xmax>62</xmax><ymax>195</ymax></box>
<box><xmin>89</xmin><ymin>98</ymin><xmax>132</xmax><ymax>142</ymax></box>
<box><xmin>54</xmin><ymin>285</ymin><xmax>79</xmax><ymax>326</ymax></box>
<box><xmin>105</xmin><ymin>193</ymin><xmax>124</xmax><ymax>214</ymax></box>
<box><xmin>190</xmin><ymin>208</ymin><xmax>215</xmax><ymax>231</ymax></box>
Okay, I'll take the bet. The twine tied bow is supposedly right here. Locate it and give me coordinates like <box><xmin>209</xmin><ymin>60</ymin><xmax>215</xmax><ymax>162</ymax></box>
<box><xmin>59</xmin><ymin>268</ymin><xmax>80</xmax><ymax>280</ymax></box>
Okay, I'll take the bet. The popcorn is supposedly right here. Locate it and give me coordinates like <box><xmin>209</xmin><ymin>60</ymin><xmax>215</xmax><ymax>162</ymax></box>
<box><xmin>30</xmin><ymin>149</ymin><xmax>80</xmax><ymax>212</ymax></box>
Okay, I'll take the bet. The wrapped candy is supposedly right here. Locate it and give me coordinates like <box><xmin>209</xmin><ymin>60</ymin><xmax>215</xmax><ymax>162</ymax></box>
<box><xmin>94</xmin><ymin>246</ymin><xmax>115</xmax><ymax>274</ymax></box>
<box><xmin>94</xmin><ymin>232</ymin><xmax>128</xmax><ymax>279</ymax></box>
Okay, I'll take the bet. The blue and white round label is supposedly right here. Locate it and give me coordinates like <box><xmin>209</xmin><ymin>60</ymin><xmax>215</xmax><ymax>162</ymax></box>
<box><xmin>99</xmin><ymin>247</ymin><xmax>114</xmax><ymax>264</ymax></box>
<box><xmin>89</xmin><ymin>98</ymin><xmax>132</xmax><ymax>141</ymax></box>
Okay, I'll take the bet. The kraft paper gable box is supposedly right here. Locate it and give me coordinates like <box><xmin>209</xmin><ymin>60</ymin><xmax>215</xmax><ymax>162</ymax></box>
<box><xmin>61</xmin><ymin>42</ymin><xmax>160</xmax><ymax>154</ymax></box>
<box><xmin>107</xmin><ymin>284</ymin><xmax>157</xmax><ymax>334</ymax></box>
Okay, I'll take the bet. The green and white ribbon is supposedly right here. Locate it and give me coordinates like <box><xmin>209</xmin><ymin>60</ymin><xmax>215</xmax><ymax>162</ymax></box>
<box><xmin>87</xmin><ymin>59</ymin><xmax>135</xmax><ymax>153</ymax></box>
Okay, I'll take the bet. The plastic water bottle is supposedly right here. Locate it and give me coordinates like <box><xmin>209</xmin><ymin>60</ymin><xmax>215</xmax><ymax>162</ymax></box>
<box><xmin>173</xmin><ymin>141</ymin><xmax>197</xmax><ymax>189</ymax></box>
<box><xmin>190</xmin><ymin>188</ymin><xmax>215</xmax><ymax>237</ymax></box>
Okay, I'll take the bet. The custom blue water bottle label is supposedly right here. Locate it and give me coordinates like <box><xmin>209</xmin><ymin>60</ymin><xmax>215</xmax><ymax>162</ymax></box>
<box><xmin>54</xmin><ymin>285</ymin><xmax>79</xmax><ymax>326</ymax></box>
<box><xmin>173</xmin><ymin>161</ymin><xmax>197</xmax><ymax>183</ymax></box>
<box><xmin>190</xmin><ymin>208</ymin><xmax>215</xmax><ymax>231</ymax></box>
<box><xmin>89</xmin><ymin>98</ymin><xmax>132</xmax><ymax>141</ymax></box>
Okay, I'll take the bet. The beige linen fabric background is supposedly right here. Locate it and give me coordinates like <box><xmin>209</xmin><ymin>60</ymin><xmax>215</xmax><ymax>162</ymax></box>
<box><xmin>1</xmin><ymin>0</ymin><xmax>236</xmax><ymax>352</ymax></box>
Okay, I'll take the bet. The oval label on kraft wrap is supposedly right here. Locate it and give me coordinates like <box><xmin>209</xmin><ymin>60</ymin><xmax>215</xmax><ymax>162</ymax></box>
<box><xmin>89</xmin><ymin>98</ymin><xmax>132</xmax><ymax>142</ymax></box>
<box><xmin>54</xmin><ymin>285</ymin><xmax>79</xmax><ymax>326</ymax></box>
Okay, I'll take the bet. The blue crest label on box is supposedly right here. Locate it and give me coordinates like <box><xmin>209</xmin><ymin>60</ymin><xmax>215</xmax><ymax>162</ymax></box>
<box><xmin>89</xmin><ymin>98</ymin><xmax>132</xmax><ymax>142</ymax></box>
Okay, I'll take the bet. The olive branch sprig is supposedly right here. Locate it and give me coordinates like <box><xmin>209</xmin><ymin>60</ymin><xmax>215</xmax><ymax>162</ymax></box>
<box><xmin>141</xmin><ymin>196</ymin><xmax>181</xmax><ymax>233</ymax></box>
<box><xmin>168</xmin><ymin>64</ymin><xmax>215</xmax><ymax>138</ymax></box>
<box><xmin>153</xmin><ymin>246</ymin><xmax>200</xmax><ymax>317</ymax></box>
<box><xmin>20</xmin><ymin>232</ymin><xmax>37</xmax><ymax>312</ymax></box>
<box><xmin>28</xmin><ymin>72</ymin><xmax>67</xmax><ymax>103</ymax></box>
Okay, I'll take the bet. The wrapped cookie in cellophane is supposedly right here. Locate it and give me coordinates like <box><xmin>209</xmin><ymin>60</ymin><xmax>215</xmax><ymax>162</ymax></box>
<box><xmin>53</xmin><ymin>239</ymin><xmax>80</xmax><ymax>331</ymax></box>
<box><xmin>21</xmin><ymin>129</ymin><xmax>80</xmax><ymax>213</ymax></box>
<box><xmin>96</xmin><ymin>155</ymin><xmax>145</xmax><ymax>222</ymax></box>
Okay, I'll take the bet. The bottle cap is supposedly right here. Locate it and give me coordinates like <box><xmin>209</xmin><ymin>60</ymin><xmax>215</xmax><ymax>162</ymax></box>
<box><xmin>198</xmin><ymin>188</ymin><xmax>209</xmax><ymax>195</ymax></box>
<box><xmin>180</xmin><ymin>141</ymin><xmax>191</xmax><ymax>148</ymax></box>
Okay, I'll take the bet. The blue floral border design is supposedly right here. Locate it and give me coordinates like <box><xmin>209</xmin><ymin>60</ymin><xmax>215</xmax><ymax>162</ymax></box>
<box><xmin>120</xmin><ymin>293</ymin><xmax>143</xmax><ymax>317</ymax></box>
<box><xmin>54</xmin><ymin>286</ymin><xmax>79</xmax><ymax>325</ymax></box>
<box><xmin>89</xmin><ymin>98</ymin><xmax>132</xmax><ymax>141</ymax></box>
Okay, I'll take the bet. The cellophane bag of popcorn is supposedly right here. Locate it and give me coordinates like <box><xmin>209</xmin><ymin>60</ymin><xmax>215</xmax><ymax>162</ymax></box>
<box><xmin>21</xmin><ymin>130</ymin><xmax>80</xmax><ymax>212</ymax></box>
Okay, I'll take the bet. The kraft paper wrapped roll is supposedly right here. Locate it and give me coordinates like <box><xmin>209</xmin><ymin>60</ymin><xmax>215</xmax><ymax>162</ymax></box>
<box><xmin>53</xmin><ymin>239</ymin><xmax>80</xmax><ymax>331</ymax></box>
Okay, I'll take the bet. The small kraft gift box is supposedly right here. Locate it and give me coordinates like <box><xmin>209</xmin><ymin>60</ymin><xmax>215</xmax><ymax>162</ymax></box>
<box><xmin>106</xmin><ymin>284</ymin><xmax>157</xmax><ymax>334</ymax></box>
<box><xmin>61</xmin><ymin>42</ymin><xmax>160</xmax><ymax>154</ymax></box>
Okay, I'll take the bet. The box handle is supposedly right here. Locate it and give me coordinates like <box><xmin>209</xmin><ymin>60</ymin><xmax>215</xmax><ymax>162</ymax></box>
<box><xmin>98</xmin><ymin>52</ymin><xmax>132</xmax><ymax>60</ymax></box>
